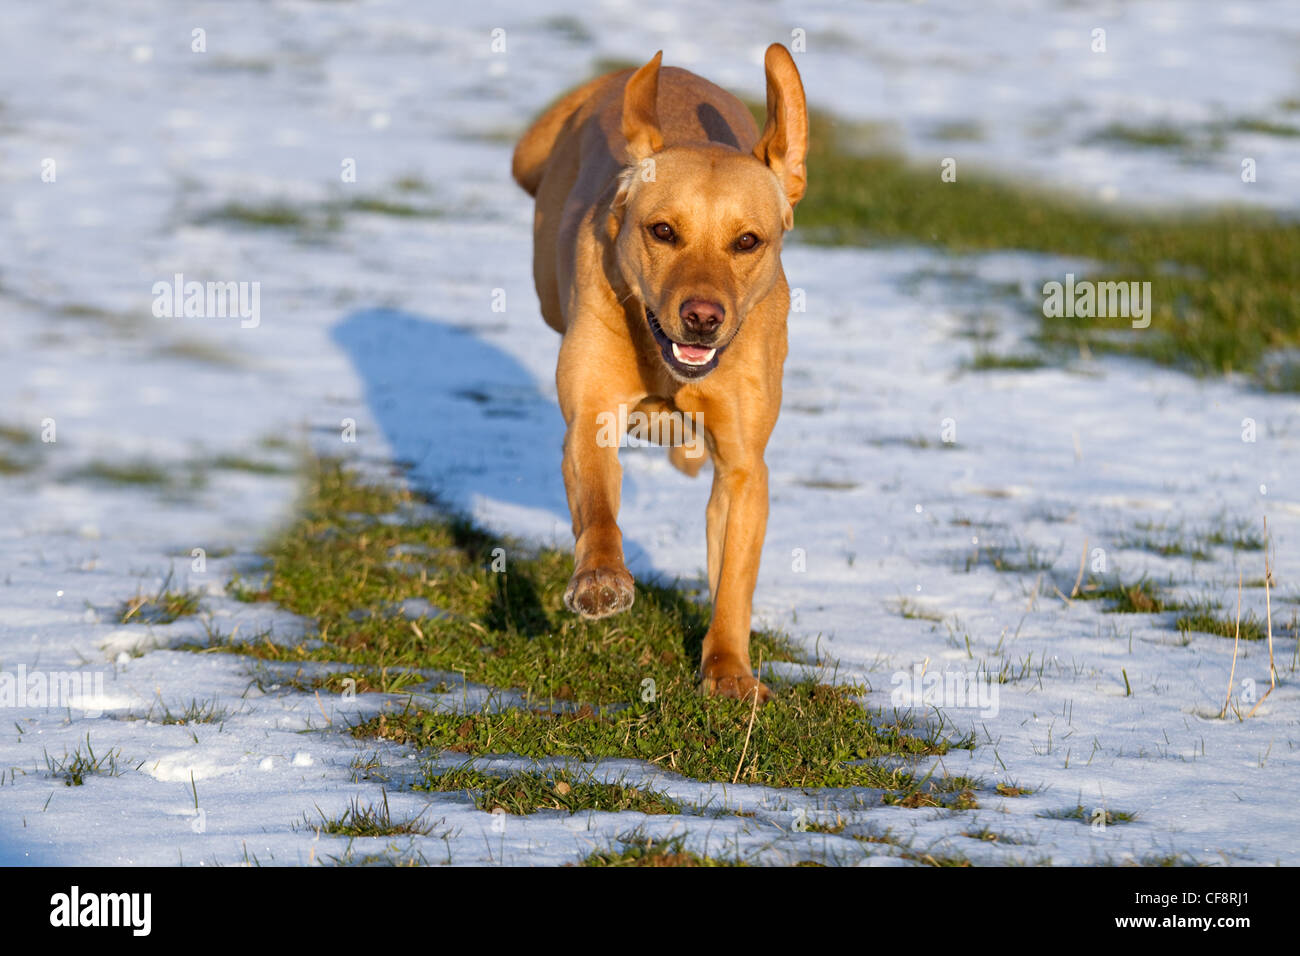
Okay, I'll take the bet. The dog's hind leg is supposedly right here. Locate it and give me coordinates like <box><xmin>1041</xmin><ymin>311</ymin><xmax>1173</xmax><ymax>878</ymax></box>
<box><xmin>631</xmin><ymin>398</ymin><xmax>711</xmax><ymax>476</ymax></box>
<box><xmin>667</xmin><ymin>443</ymin><xmax>709</xmax><ymax>477</ymax></box>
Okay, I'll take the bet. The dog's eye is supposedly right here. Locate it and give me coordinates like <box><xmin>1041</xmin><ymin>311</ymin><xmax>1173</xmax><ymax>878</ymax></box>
<box><xmin>734</xmin><ymin>233</ymin><xmax>760</xmax><ymax>252</ymax></box>
<box><xmin>649</xmin><ymin>222</ymin><xmax>675</xmax><ymax>243</ymax></box>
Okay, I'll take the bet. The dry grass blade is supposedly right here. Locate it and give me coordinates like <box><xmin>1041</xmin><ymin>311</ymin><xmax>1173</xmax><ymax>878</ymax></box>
<box><xmin>1245</xmin><ymin>518</ymin><xmax>1277</xmax><ymax>719</ymax></box>
<box><xmin>1219</xmin><ymin>571</ymin><xmax>1242</xmax><ymax>720</ymax></box>
<box><xmin>1069</xmin><ymin>536</ymin><xmax>1089</xmax><ymax>600</ymax></box>
<box><xmin>732</xmin><ymin>649</ymin><xmax>764</xmax><ymax>785</ymax></box>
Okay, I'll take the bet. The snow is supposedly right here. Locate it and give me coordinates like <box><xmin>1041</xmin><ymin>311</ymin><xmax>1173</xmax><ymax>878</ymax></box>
<box><xmin>0</xmin><ymin>0</ymin><xmax>1296</xmax><ymax>865</ymax></box>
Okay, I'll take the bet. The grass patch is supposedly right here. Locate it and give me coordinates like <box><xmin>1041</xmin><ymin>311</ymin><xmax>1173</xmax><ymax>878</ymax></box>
<box><xmin>575</xmin><ymin>832</ymin><xmax>744</xmax><ymax>867</ymax></box>
<box><xmin>344</xmin><ymin>196</ymin><xmax>441</xmax><ymax>219</ymax></box>
<box><xmin>1116</xmin><ymin>515</ymin><xmax>1264</xmax><ymax>560</ymax></box>
<box><xmin>1072</xmin><ymin>575</ymin><xmax>1186</xmax><ymax>614</ymax></box>
<box><xmin>0</xmin><ymin>424</ymin><xmax>35</xmax><ymax>446</ymax></box>
<box><xmin>209</xmin><ymin>454</ymin><xmax>294</xmax><ymax>475</ymax></box>
<box><xmin>199</xmin><ymin>189</ymin><xmax>440</xmax><ymax>236</ymax></box>
<box><xmin>962</xmin><ymin>825</ymin><xmax>1033</xmax><ymax>845</ymax></box>
<box><xmin>541</xmin><ymin>14</ymin><xmax>594</xmax><ymax>44</ymax></box>
<box><xmin>45</xmin><ymin>736</ymin><xmax>134</xmax><ymax>786</ymax></box>
<box><xmin>1230</xmin><ymin>117</ymin><xmax>1300</xmax><ymax>138</ymax></box>
<box><xmin>967</xmin><ymin>351</ymin><xmax>1048</xmax><ymax>371</ymax></box>
<box><xmin>1090</xmin><ymin>123</ymin><xmax>1196</xmax><ymax>150</ymax></box>
<box><xmin>70</xmin><ymin>460</ymin><xmax>171</xmax><ymax>486</ymax></box>
<box><xmin>870</xmin><ymin>435</ymin><xmax>958</xmax><ymax>451</ymax></box>
<box><xmin>0</xmin><ymin>452</ymin><xmax>38</xmax><ymax>476</ymax></box>
<box><xmin>300</xmin><ymin>790</ymin><xmax>437</xmax><ymax>837</ymax></box>
<box><xmin>1175</xmin><ymin>607</ymin><xmax>1273</xmax><ymax>642</ymax></box>
<box><xmin>883</xmin><ymin>781</ymin><xmax>980</xmax><ymax>810</ymax></box>
<box><xmin>284</xmin><ymin>667</ymin><xmax>436</xmax><ymax>696</ymax></box>
<box><xmin>135</xmin><ymin>698</ymin><xmax>229</xmax><ymax>725</ymax></box>
<box><xmin>358</xmin><ymin>684</ymin><xmax>963</xmax><ymax>790</ymax></box>
<box><xmin>66</xmin><ymin>459</ymin><xmax>206</xmax><ymax>492</ymax></box>
<box><xmin>899</xmin><ymin>848</ymin><xmax>974</xmax><ymax>867</ymax></box>
<box><xmin>791</xmin><ymin>105</ymin><xmax>1300</xmax><ymax>387</ymax></box>
<box><xmin>966</xmin><ymin>540</ymin><xmax>1058</xmax><ymax>574</ymax></box>
<box><xmin>1040</xmin><ymin>804</ymin><xmax>1137</xmax><ymax>826</ymax></box>
<box><xmin>199</xmin><ymin>458</ymin><xmax>973</xmax><ymax>794</ymax></box>
<box><xmin>321</xmin><ymin>844</ymin><xmax>440</xmax><ymax>867</ymax></box>
<box><xmin>201</xmin><ymin>201</ymin><xmax>322</xmax><ymax>230</ymax></box>
<box><xmin>1127</xmin><ymin>852</ymin><xmax>1205</xmax><ymax>867</ymax></box>
<box><xmin>889</xmin><ymin>597</ymin><xmax>944</xmax><ymax>622</ymax></box>
<box><xmin>418</xmin><ymin>765</ymin><xmax>680</xmax><ymax>816</ymax></box>
<box><xmin>119</xmin><ymin>574</ymin><xmax>202</xmax><ymax>625</ymax></box>
<box><xmin>155</xmin><ymin>340</ymin><xmax>246</xmax><ymax>368</ymax></box>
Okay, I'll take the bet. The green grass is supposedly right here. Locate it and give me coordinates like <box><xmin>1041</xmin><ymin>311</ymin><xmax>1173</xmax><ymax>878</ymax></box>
<box><xmin>134</xmin><ymin>698</ymin><xmax>229</xmax><ymax>725</ymax></box>
<box><xmin>1116</xmin><ymin>516</ymin><xmax>1264</xmax><ymax>560</ymax></box>
<box><xmin>301</xmin><ymin>790</ymin><xmax>438</xmax><ymax>837</ymax></box>
<box><xmin>192</xmin><ymin>458</ymin><xmax>975</xmax><ymax>796</ymax></box>
<box><xmin>67</xmin><ymin>459</ymin><xmax>205</xmax><ymax>491</ymax></box>
<box><xmin>119</xmin><ymin>574</ymin><xmax>202</xmax><ymax>625</ymax></box>
<box><xmin>1175</xmin><ymin>607</ymin><xmax>1275</xmax><ymax>642</ymax></box>
<box><xmin>1230</xmin><ymin>117</ymin><xmax>1300</xmax><ymax>138</ymax></box>
<box><xmin>966</xmin><ymin>540</ymin><xmax>1058</xmax><ymax>574</ymax></box>
<box><xmin>322</xmin><ymin>845</ymin><xmax>440</xmax><ymax>867</ymax></box>
<box><xmin>791</xmin><ymin>106</ymin><xmax>1300</xmax><ymax>388</ymax></box>
<box><xmin>575</xmin><ymin>832</ymin><xmax>745</xmax><ymax>867</ymax></box>
<box><xmin>897</xmin><ymin>848</ymin><xmax>975</xmax><ymax>867</ymax></box>
<box><xmin>1125</xmin><ymin>852</ymin><xmax>1205</xmax><ymax>867</ymax></box>
<box><xmin>198</xmin><ymin>190</ymin><xmax>440</xmax><ymax>236</ymax></box>
<box><xmin>208</xmin><ymin>454</ymin><xmax>294</xmax><ymax>475</ymax></box>
<box><xmin>869</xmin><ymin>435</ymin><xmax>958</xmax><ymax>451</ymax></box>
<box><xmin>0</xmin><ymin>452</ymin><xmax>37</xmax><ymax>476</ymax></box>
<box><xmin>357</xmin><ymin>684</ymin><xmax>966</xmax><ymax>791</ymax></box>
<box><xmin>343</xmin><ymin>196</ymin><xmax>441</xmax><ymax>219</ymax></box>
<box><xmin>0</xmin><ymin>424</ymin><xmax>34</xmax><ymax>446</ymax></box>
<box><xmin>962</xmin><ymin>825</ymin><xmax>1034</xmax><ymax>845</ymax></box>
<box><xmin>155</xmin><ymin>340</ymin><xmax>246</xmax><ymax>368</ymax></box>
<box><xmin>541</xmin><ymin>14</ymin><xmax>594</xmax><ymax>44</ymax></box>
<box><xmin>967</xmin><ymin>351</ymin><xmax>1049</xmax><ymax>372</ymax></box>
<box><xmin>1090</xmin><ymin>123</ymin><xmax>1196</xmax><ymax>150</ymax></box>
<box><xmin>1040</xmin><ymin>804</ymin><xmax>1137</xmax><ymax>826</ymax></box>
<box><xmin>995</xmin><ymin>782</ymin><xmax>1033</xmax><ymax>798</ymax></box>
<box><xmin>393</xmin><ymin>174</ymin><xmax>432</xmax><ymax>193</ymax></box>
<box><xmin>882</xmin><ymin>780</ymin><xmax>980</xmax><ymax>810</ymax></box>
<box><xmin>44</xmin><ymin>736</ymin><xmax>134</xmax><ymax>786</ymax></box>
<box><xmin>1072</xmin><ymin>575</ymin><xmax>1186</xmax><ymax>614</ymax></box>
<box><xmin>417</xmin><ymin>765</ymin><xmax>681</xmax><ymax>816</ymax></box>
<box><xmin>201</xmin><ymin>201</ymin><xmax>320</xmax><ymax>230</ymax></box>
<box><xmin>889</xmin><ymin>597</ymin><xmax>944</xmax><ymax>622</ymax></box>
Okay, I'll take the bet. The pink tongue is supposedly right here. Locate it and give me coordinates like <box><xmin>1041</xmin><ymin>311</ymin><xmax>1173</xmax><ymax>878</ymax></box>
<box><xmin>677</xmin><ymin>345</ymin><xmax>712</xmax><ymax>363</ymax></box>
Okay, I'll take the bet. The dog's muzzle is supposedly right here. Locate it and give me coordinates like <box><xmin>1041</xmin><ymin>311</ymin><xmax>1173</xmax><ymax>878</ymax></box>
<box><xmin>646</xmin><ymin>309</ymin><xmax>725</xmax><ymax>379</ymax></box>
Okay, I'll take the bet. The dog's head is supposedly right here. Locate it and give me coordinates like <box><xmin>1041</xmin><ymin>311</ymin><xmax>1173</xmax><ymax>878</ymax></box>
<box><xmin>609</xmin><ymin>45</ymin><xmax>807</xmax><ymax>383</ymax></box>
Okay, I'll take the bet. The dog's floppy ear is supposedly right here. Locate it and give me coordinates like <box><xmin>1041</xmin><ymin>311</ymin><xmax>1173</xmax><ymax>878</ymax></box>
<box><xmin>622</xmin><ymin>51</ymin><xmax>664</xmax><ymax>162</ymax></box>
<box><xmin>753</xmin><ymin>43</ymin><xmax>808</xmax><ymax>220</ymax></box>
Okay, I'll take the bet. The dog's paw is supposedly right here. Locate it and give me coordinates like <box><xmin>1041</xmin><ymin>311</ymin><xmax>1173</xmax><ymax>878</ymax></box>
<box><xmin>564</xmin><ymin>566</ymin><xmax>635</xmax><ymax>619</ymax></box>
<box><xmin>699</xmin><ymin>658</ymin><xmax>772</xmax><ymax>705</ymax></box>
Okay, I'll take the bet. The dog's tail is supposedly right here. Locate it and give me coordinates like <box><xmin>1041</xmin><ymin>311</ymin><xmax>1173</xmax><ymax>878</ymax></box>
<box><xmin>511</xmin><ymin>69</ymin><xmax>632</xmax><ymax>197</ymax></box>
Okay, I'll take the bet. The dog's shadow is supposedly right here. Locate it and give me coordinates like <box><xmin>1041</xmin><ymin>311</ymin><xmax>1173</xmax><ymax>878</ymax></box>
<box><xmin>331</xmin><ymin>308</ymin><xmax>658</xmax><ymax>577</ymax></box>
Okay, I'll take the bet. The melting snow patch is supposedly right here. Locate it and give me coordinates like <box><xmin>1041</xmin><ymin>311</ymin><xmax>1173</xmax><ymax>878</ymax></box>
<box><xmin>145</xmin><ymin>753</ymin><xmax>238</xmax><ymax>783</ymax></box>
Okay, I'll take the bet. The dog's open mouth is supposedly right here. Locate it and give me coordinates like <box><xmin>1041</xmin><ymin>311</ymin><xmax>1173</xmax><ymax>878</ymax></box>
<box><xmin>646</xmin><ymin>310</ymin><xmax>724</xmax><ymax>379</ymax></box>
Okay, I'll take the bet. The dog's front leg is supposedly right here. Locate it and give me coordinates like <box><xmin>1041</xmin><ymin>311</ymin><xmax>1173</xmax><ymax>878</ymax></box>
<box><xmin>557</xmin><ymin>338</ymin><xmax>640</xmax><ymax>620</ymax></box>
<box><xmin>699</xmin><ymin>446</ymin><xmax>773</xmax><ymax>704</ymax></box>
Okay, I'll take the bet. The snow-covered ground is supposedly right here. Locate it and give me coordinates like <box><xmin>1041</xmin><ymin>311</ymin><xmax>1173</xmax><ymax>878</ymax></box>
<box><xmin>0</xmin><ymin>0</ymin><xmax>1296</xmax><ymax>865</ymax></box>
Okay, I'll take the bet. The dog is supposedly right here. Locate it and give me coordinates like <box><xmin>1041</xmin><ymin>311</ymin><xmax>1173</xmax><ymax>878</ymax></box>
<box><xmin>511</xmin><ymin>45</ymin><xmax>807</xmax><ymax>704</ymax></box>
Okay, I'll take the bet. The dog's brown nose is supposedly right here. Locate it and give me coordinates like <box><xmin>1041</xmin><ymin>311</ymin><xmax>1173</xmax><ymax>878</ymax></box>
<box><xmin>680</xmin><ymin>299</ymin><xmax>724</xmax><ymax>337</ymax></box>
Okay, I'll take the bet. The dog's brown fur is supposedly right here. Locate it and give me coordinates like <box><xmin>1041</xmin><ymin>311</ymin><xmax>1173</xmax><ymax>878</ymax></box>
<box><xmin>512</xmin><ymin>45</ymin><xmax>807</xmax><ymax>703</ymax></box>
